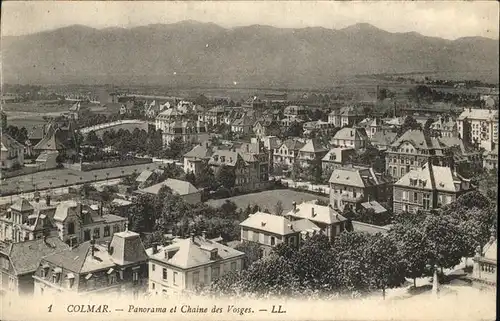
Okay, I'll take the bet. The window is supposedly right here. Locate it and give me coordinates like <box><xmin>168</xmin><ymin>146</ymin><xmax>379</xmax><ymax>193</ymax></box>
<box><xmin>212</xmin><ymin>266</ymin><xmax>220</xmax><ymax>279</ymax></box>
<box><xmin>93</xmin><ymin>228</ymin><xmax>100</xmax><ymax>239</ymax></box>
<box><xmin>68</xmin><ymin>222</ymin><xmax>75</xmax><ymax>235</ymax></box>
<box><xmin>423</xmin><ymin>194</ymin><xmax>431</xmax><ymax>210</ymax></box>
<box><xmin>104</xmin><ymin>226</ymin><xmax>110</xmax><ymax>237</ymax></box>
<box><xmin>231</xmin><ymin>262</ymin><xmax>237</xmax><ymax>271</ymax></box>
<box><xmin>113</xmin><ymin>225</ymin><xmax>120</xmax><ymax>233</ymax></box>
<box><xmin>108</xmin><ymin>274</ymin><xmax>116</xmax><ymax>285</ymax></box>
<box><xmin>413</xmin><ymin>192</ymin><xmax>418</xmax><ymax>203</ymax></box>
<box><xmin>252</xmin><ymin>232</ymin><xmax>259</xmax><ymax>242</ymax></box>
<box><xmin>193</xmin><ymin>272</ymin><xmax>200</xmax><ymax>286</ymax></box>
<box><xmin>132</xmin><ymin>271</ymin><xmax>139</xmax><ymax>282</ymax></box>
<box><xmin>270</xmin><ymin>236</ymin><xmax>276</xmax><ymax>246</ymax></box>
<box><xmin>152</xmin><ymin>264</ymin><xmax>155</xmax><ymax>272</ymax></box>
<box><xmin>242</xmin><ymin>229</ymin><xmax>248</xmax><ymax>240</ymax></box>
<box><xmin>152</xmin><ymin>283</ymin><xmax>155</xmax><ymax>290</ymax></box>
<box><xmin>162</xmin><ymin>268</ymin><xmax>167</xmax><ymax>280</ymax></box>
<box><xmin>173</xmin><ymin>272</ymin><xmax>178</xmax><ymax>285</ymax></box>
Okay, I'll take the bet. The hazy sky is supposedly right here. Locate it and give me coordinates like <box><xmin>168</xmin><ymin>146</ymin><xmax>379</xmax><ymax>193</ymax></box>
<box><xmin>2</xmin><ymin>1</ymin><xmax>499</xmax><ymax>40</ymax></box>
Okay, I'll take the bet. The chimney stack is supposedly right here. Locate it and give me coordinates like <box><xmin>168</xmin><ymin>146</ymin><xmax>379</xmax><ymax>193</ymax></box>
<box><xmin>190</xmin><ymin>232</ymin><xmax>195</xmax><ymax>241</ymax></box>
<box><xmin>152</xmin><ymin>242</ymin><xmax>158</xmax><ymax>254</ymax></box>
<box><xmin>45</xmin><ymin>195</ymin><xmax>51</xmax><ymax>206</ymax></box>
<box><xmin>292</xmin><ymin>201</ymin><xmax>297</xmax><ymax>212</ymax></box>
<box><xmin>311</xmin><ymin>207</ymin><xmax>316</xmax><ymax>217</ymax></box>
<box><xmin>90</xmin><ymin>238</ymin><xmax>96</xmax><ymax>257</ymax></box>
<box><xmin>202</xmin><ymin>230</ymin><xmax>207</xmax><ymax>239</ymax></box>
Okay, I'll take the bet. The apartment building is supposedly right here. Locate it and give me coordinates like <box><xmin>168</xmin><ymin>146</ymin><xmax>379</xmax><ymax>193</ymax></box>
<box><xmin>329</xmin><ymin>165</ymin><xmax>390</xmax><ymax>212</ymax></box>
<box><xmin>331</xmin><ymin>127</ymin><xmax>369</xmax><ymax>149</ymax></box>
<box><xmin>328</xmin><ymin>106</ymin><xmax>364</xmax><ymax>127</ymax></box>
<box><xmin>273</xmin><ymin>139</ymin><xmax>305</xmax><ymax>168</ymax></box>
<box><xmin>284</xmin><ymin>201</ymin><xmax>348</xmax><ymax>242</ymax></box>
<box><xmin>281</xmin><ymin>105</ymin><xmax>308</xmax><ymax>127</ymax></box>
<box><xmin>430</xmin><ymin>116</ymin><xmax>458</xmax><ymax>138</ymax></box>
<box><xmin>457</xmin><ymin>108</ymin><xmax>498</xmax><ymax>151</ymax></box>
<box><xmin>0</xmin><ymin>133</ymin><xmax>24</xmax><ymax>169</ymax></box>
<box><xmin>297</xmin><ymin>139</ymin><xmax>329</xmax><ymax>168</ymax></box>
<box><xmin>392</xmin><ymin>162</ymin><xmax>473</xmax><ymax>214</ymax></box>
<box><xmin>155</xmin><ymin>119</ymin><xmax>209</xmax><ymax>147</ymax></box>
<box><xmin>385</xmin><ymin>129</ymin><xmax>454</xmax><ymax>180</ymax></box>
<box><xmin>183</xmin><ymin>143</ymin><xmax>213</xmax><ymax>175</ymax></box>
<box><xmin>483</xmin><ymin>146</ymin><xmax>498</xmax><ymax>170</ymax></box>
<box><xmin>239</xmin><ymin>211</ymin><xmax>321</xmax><ymax>257</ymax></box>
<box><xmin>0</xmin><ymin>236</ymin><xmax>69</xmax><ymax>297</ymax></box>
<box><xmin>33</xmin><ymin>230</ymin><xmax>149</xmax><ymax>297</ymax></box>
<box><xmin>147</xmin><ymin>235</ymin><xmax>245</xmax><ymax>296</ymax></box>
<box><xmin>321</xmin><ymin>147</ymin><xmax>356</xmax><ymax>174</ymax></box>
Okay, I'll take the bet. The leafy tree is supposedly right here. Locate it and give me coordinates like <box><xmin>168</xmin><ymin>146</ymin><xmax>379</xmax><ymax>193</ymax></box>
<box><xmin>283</xmin><ymin>122</ymin><xmax>303</xmax><ymax>138</ymax></box>
<box><xmin>274</xmin><ymin>201</ymin><xmax>284</xmax><ymax>216</ymax></box>
<box><xmin>398</xmin><ymin>116</ymin><xmax>422</xmax><ymax>136</ymax></box>
<box><xmin>364</xmin><ymin>233</ymin><xmax>406</xmax><ymax>299</ymax></box>
<box><xmin>195</xmin><ymin>162</ymin><xmax>217</xmax><ymax>190</ymax></box>
<box><xmin>185</xmin><ymin>172</ymin><xmax>196</xmax><ymax>186</ymax></box>
<box><xmin>235</xmin><ymin>241</ymin><xmax>262</xmax><ymax>269</ymax></box>
<box><xmin>216</xmin><ymin>165</ymin><xmax>236</xmax><ymax>189</ymax></box>
<box><xmin>84</xmin><ymin>130</ymin><xmax>103</xmax><ymax>148</ymax></box>
<box><xmin>389</xmin><ymin>225</ymin><xmax>429</xmax><ymax>287</ymax></box>
<box><xmin>348</xmin><ymin>145</ymin><xmax>386</xmax><ymax>173</ymax></box>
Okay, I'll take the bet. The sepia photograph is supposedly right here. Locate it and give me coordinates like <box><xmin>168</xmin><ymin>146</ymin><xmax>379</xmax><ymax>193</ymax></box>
<box><xmin>0</xmin><ymin>1</ymin><xmax>498</xmax><ymax>320</ymax></box>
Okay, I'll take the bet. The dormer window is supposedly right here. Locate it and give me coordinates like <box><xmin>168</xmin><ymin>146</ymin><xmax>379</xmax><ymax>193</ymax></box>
<box><xmin>210</xmin><ymin>249</ymin><xmax>218</xmax><ymax>260</ymax></box>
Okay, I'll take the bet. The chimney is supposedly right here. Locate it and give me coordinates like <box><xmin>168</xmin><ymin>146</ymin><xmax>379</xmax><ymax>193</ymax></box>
<box><xmin>292</xmin><ymin>201</ymin><xmax>297</xmax><ymax>212</ymax></box>
<box><xmin>311</xmin><ymin>207</ymin><xmax>316</xmax><ymax>217</ymax></box>
<box><xmin>469</xmin><ymin>107</ymin><xmax>472</xmax><ymax>112</ymax></box>
<box><xmin>45</xmin><ymin>195</ymin><xmax>51</xmax><ymax>206</ymax></box>
<box><xmin>152</xmin><ymin>242</ymin><xmax>158</xmax><ymax>254</ymax></box>
<box><xmin>190</xmin><ymin>232</ymin><xmax>195</xmax><ymax>241</ymax></box>
<box><xmin>90</xmin><ymin>239</ymin><xmax>95</xmax><ymax>257</ymax></box>
<box><xmin>202</xmin><ymin>230</ymin><xmax>207</xmax><ymax>239</ymax></box>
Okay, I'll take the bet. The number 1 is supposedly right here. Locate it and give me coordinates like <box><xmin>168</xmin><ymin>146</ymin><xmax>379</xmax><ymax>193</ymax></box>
<box><xmin>48</xmin><ymin>304</ymin><xmax>53</xmax><ymax>312</ymax></box>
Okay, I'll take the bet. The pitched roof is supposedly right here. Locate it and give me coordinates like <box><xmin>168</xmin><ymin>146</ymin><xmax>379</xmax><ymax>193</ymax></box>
<box><xmin>136</xmin><ymin>170</ymin><xmax>154</xmax><ymax>183</ymax></box>
<box><xmin>209</xmin><ymin>150</ymin><xmax>243</xmax><ymax>167</ymax></box>
<box><xmin>232</xmin><ymin>115</ymin><xmax>254</xmax><ymax>127</ymax></box>
<box><xmin>140</xmin><ymin>178</ymin><xmax>198</xmax><ymax>195</ymax></box>
<box><xmin>280</xmin><ymin>139</ymin><xmax>305</xmax><ymax>151</ymax></box>
<box><xmin>33</xmin><ymin>126</ymin><xmax>66</xmax><ymax>151</ymax></box>
<box><xmin>286</xmin><ymin>201</ymin><xmax>347</xmax><ymax>224</ymax></box>
<box><xmin>299</xmin><ymin>139</ymin><xmax>328</xmax><ymax>153</ymax></box>
<box><xmin>147</xmin><ymin>236</ymin><xmax>244</xmax><ymax>269</ymax></box>
<box><xmin>322</xmin><ymin>147</ymin><xmax>355</xmax><ymax>162</ymax></box>
<box><xmin>392</xmin><ymin>129</ymin><xmax>447</xmax><ymax>150</ymax></box>
<box><xmin>53</xmin><ymin>200</ymin><xmax>78</xmax><ymax>221</ymax></box>
<box><xmin>333</xmin><ymin>127</ymin><xmax>367</xmax><ymax>141</ymax></box>
<box><xmin>360</xmin><ymin>200</ymin><xmax>388</xmax><ymax>214</ymax></box>
<box><xmin>329</xmin><ymin>166</ymin><xmax>382</xmax><ymax>188</ymax></box>
<box><xmin>5</xmin><ymin>237</ymin><xmax>70</xmax><ymax>275</ymax></box>
<box><xmin>370</xmin><ymin>131</ymin><xmax>398</xmax><ymax>147</ymax></box>
<box><xmin>0</xmin><ymin>133</ymin><xmax>24</xmax><ymax>152</ymax></box>
<box><xmin>394</xmin><ymin>162</ymin><xmax>469</xmax><ymax>193</ymax></box>
<box><xmin>240</xmin><ymin>211</ymin><xmax>316</xmax><ymax>235</ymax></box>
<box><xmin>109</xmin><ymin>230</ymin><xmax>148</xmax><ymax>265</ymax></box>
<box><xmin>184</xmin><ymin>144</ymin><xmax>213</xmax><ymax>159</ymax></box>
<box><xmin>351</xmin><ymin>221</ymin><xmax>390</xmax><ymax>235</ymax></box>
<box><xmin>11</xmin><ymin>198</ymin><xmax>34</xmax><ymax>212</ymax></box>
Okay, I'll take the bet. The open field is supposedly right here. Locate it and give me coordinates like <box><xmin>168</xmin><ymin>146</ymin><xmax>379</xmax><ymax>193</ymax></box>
<box><xmin>205</xmin><ymin>189</ymin><xmax>329</xmax><ymax>213</ymax></box>
<box><xmin>0</xmin><ymin>162</ymin><xmax>160</xmax><ymax>195</ymax></box>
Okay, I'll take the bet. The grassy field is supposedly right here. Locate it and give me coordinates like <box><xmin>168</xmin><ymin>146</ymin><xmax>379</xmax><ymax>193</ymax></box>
<box><xmin>206</xmin><ymin>189</ymin><xmax>329</xmax><ymax>213</ymax></box>
<box><xmin>0</xmin><ymin>162</ymin><xmax>160</xmax><ymax>195</ymax></box>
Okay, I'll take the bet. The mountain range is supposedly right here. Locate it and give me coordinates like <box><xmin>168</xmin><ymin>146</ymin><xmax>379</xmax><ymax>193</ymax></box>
<box><xmin>2</xmin><ymin>21</ymin><xmax>498</xmax><ymax>87</ymax></box>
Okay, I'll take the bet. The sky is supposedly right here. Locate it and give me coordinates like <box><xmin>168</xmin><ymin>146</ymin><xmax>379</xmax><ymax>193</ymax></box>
<box><xmin>1</xmin><ymin>1</ymin><xmax>499</xmax><ymax>40</ymax></box>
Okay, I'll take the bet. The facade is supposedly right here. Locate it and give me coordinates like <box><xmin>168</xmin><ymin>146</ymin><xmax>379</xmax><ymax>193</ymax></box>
<box><xmin>302</xmin><ymin>120</ymin><xmax>336</xmax><ymax>137</ymax></box>
<box><xmin>321</xmin><ymin>148</ymin><xmax>356</xmax><ymax>174</ymax></box>
<box><xmin>430</xmin><ymin>116</ymin><xmax>458</xmax><ymax>138</ymax></box>
<box><xmin>156</xmin><ymin>120</ymin><xmax>209</xmax><ymax>147</ymax></box>
<box><xmin>0</xmin><ymin>133</ymin><xmax>25</xmax><ymax>169</ymax></box>
<box><xmin>273</xmin><ymin>139</ymin><xmax>305</xmax><ymax>168</ymax></box>
<box><xmin>440</xmin><ymin>136</ymin><xmax>483</xmax><ymax>175</ymax></box>
<box><xmin>231</xmin><ymin>115</ymin><xmax>254</xmax><ymax>134</ymax></box>
<box><xmin>355</xmin><ymin>118</ymin><xmax>389</xmax><ymax>139</ymax></box>
<box><xmin>281</xmin><ymin>105</ymin><xmax>308</xmax><ymax>127</ymax></box>
<box><xmin>370</xmin><ymin>130</ymin><xmax>398</xmax><ymax>152</ymax></box>
<box><xmin>385</xmin><ymin>129</ymin><xmax>454</xmax><ymax>180</ymax></box>
<box><xmin>483</xmin><ymin>145</ymin><xmax>498</xmax><ymax>170</ymax></box>
<box><xmin>457</xmin><ymin>108</ymin><xmax>499</xmax><ymax>151</ymax></box>
<box><xmin>239</xmin><ymin>211</ymin><xmax>321</xmax><ymax>257</ymax></box>
<box><xmin>328</xmin><ymin>106</ymin><xmax>364</xmax><ymax>127</ymax></box>
<box><xmin>253</xmin><ymin>119</ymin><xmax>281</xmax><ymax>138</ymax></box>
<box><xmin>284</xmin><ymin>201</ymin><xmax>348</xmax><ymax>242</ymax></box>
<box><xmin>147</xmin><ymin>235</ymin><xmax>245</xmax><ymax>296</ymax></box>
<box><xmin>392</xmin><ymin>162</ymin><xmax>473</xmax><ymax>214</ymax></box>
<box><xmin>297</xmin><ymin>139</ymin><xmax>329</xmax><ymax>168</ymax></box>
<box><xmin>183</xmin><ymin>143</ymin><xmax>213</xmax><ymax>175</ymax></box>
<box><xmin>0</xmin><ymin>236</ymin><xmax>69</xmax><ymax>297</ymax></box>
<box><xmin>200</xmin><ymin>106</ymin><xmax>226</xmax><ymax>126</ymax></box>
<box><xmin>329</xmin><ymin>165</ymin><xmax>390</xmax><ymax>212</ymax></box>
<box><xmin>331</xmin><ymin>127</ymin><xmax>369</xmax><ymax>149</ymax></box>
<box><xmin>33</xmin><ymin>230</ymin><xmax>149</xmax><ymax>297</ymax></box>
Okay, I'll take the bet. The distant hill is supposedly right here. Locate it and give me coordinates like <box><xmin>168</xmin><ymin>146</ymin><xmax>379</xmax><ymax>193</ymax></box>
<box><xmin>2</xmin><ymin>21</ymin><xmax>498</xmax><ymax>87</ymax></box>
